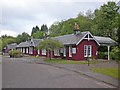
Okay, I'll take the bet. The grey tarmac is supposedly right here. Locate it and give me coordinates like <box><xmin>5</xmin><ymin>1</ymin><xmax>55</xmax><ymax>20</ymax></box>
<box><xmin>2</xmin><ymin>56</ymin><xmax>116</xmax><ymax>88</ymax></box>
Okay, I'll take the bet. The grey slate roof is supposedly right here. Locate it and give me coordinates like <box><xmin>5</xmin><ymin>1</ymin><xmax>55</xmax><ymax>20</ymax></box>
<box><xmin>94</xmin><ymin>36</ymin><xmax>117</xmax><ymax>46</ymax></box>
<box><xmin>7</xmin><ymin>43</ymin><xmax>17</xmax><ymax>49</ymax></box>
<box><xmin>16</xmin><ymin>31</ymin><xmax>117</xmax><ymax>48</ymax></box>
<box><xmin>16</xmin><ymin>39</ymin><xmax>41</xmax><ymax>48</ymax></box>
<box><xmin>53</xmin><ymin>31</ymin><xmax>88</xmax><ymax>45</ymax></box>
<box><xmin>16</xmin><ymin>41</ymin><xmax>32</xmax><ymax>48</ymax></box>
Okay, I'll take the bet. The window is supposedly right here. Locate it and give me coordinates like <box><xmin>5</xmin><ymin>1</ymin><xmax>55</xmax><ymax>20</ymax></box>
<box><xmin>20</xmin><ymin>48</ymin><xmax>22</xmax><ymax>52</ymax></box>
<box><xmin>84</xmin><ymin>45</ymin><xmax>92</xmax><ymax>57</ymax></box>
<box><xmin>29</xmin><ymin>47</ymin><xmax>33</xmax><ymax>54</ymax></box>
<box><xmin>38</xmin><ymin>49</ymin><xmax>40</xmax><ymax>55</ymax></box>
<box><xmin>26</xmin><ymin>48</ymin><xmax>28</xmax><ymax>53</ymax></box>
<box><xmin>63</xmin><ymin>47</ymin><xmax>66</xmax><ymax>56</ymax></box>
<box><xmin>72</xmin><ymin>48</ymin><xmax>76</xmax><ymax>54</ymax></box>
<box><xmin>23</xmin><ymin>48</ymin><xmax>25</xmax><ymax>53</ymax></box>
<box><xmin>69</xmin><ymin>46</ymin><xmax>72</xmax><ymax>57</ymax></box>
<box><xmin>42</xmin><ymin>49</ymin><xmax>46</xmax><ymax>55</ymax></box>
<box><xmin>54</xmin><ymin>48</ymin><xmax>60</xmax><ymax>56</ymax></box>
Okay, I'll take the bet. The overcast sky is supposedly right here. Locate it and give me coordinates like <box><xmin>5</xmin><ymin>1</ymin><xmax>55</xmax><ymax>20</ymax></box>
<box><xmin>0</xmin><ymin>0</ymin><xmax>119</xmax><ymax>37</ymax></box>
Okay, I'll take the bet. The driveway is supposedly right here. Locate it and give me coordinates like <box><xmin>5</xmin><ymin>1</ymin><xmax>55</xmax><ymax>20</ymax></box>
<box><xmin>2</xmin><ymin>56</ymin><xmax>116</xmax><ymax>88</ymax></box>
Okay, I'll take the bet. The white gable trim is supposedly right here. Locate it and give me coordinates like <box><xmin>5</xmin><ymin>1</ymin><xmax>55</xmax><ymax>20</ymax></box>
<box><xmin>76</xmin><ymin>32</ymin><xmax>100</xmax><ymax>46</ymax></box>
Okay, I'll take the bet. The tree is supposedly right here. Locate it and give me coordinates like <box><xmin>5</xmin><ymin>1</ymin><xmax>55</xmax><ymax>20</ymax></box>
<box><xmin>16</xmin><ymin>32</ymin><xmax>30</xmax><ymax>44</ymax></box>
<box><xmin>32</xmin><ymin>31</ymin><xmax>44</xmax><ymax>39</ymax></box>
<box><xmin>1</xmin><ymin>35</ymin><xmax>16</xmax><ymax>50</ymax></box>
<box><xmin>31</xmin><ymin>25</ymin><xmax>40</xmax><ymax>36</ymax></box>
<box><xmin>111</xmin><ymin>46</ymin><xmax>120</xmax><ymax>63</ymax></box>
<box><xmin>117</xmin><ymin>14</ymin><xmax>120</xmax><ymax>46</ymax></box>
<box><xmin>37</xmin><ymin>38</ymin><xmax>63</xmax><ymax>60</ymax></box>
<box><xmin>41</xmin><ymin>24</ymin><xmax>49</xmax><ymax>33</ymax></box>
<box><xmin>92</xmin><ymin>2</ymin><xmax>119</xmax><ymax>39</ymax></box>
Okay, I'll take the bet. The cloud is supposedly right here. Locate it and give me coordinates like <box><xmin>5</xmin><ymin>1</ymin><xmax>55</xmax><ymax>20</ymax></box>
<box><xmin>1</xmin><ymin>0</ymin><xmax>119</xmax><ymax>37</ymax></box>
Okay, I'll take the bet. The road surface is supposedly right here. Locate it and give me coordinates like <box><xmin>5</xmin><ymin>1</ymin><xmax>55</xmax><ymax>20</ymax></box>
<box><xmin>2</xmin><ymin>56</ymin><xmax>115</xmax><ymax>88</ymax></box>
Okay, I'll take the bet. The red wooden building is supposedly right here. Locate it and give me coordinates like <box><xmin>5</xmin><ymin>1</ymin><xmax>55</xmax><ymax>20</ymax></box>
<box><xmin>16</xmin><ymin>29</ymin><xmax>117</xmax><ymax>61</ymax></box>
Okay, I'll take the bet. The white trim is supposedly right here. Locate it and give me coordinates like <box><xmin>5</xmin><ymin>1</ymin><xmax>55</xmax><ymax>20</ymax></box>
<box><xmin>84</xmin><ymin>45</ymin><xmax>92</xmax><ymax>57</ymax></box>
<box><xmin>69</xmin><ymin>46</ymin><xmax>72</xmax><ymax>57</ymax></box>
<box><xmin>107</xmin><ymin>46</ymin><xmax>110</xmax><ymax>60</ymax></box>
<box><xmin>72</xmin><ymin>48</ymin><xmax>76</xmax><ymax>54</ymax></box>
<box><xmin>23</xmin><ymin>48</ymin><xmax>25</xmax><ymax>53</ymax></box>
<box><xmin>29</xmin><ymin>47</ymin><xmax>33</xmax><ymax>54</ymax></box>
<box><xmin>63</xmin><ymin>47</ymin><xmax>66</xmax><ymax>56</ymax></box>
<box><xmin>76</xmin><ymin>32</ymin><xmax>100</xmax><ymax>46</ymax></box>
<box><xmin>42</xmin><ymin>49</ymin><xmax>46</xmax><ymax>55</ymax></box>
<box><xmin>38</xmin><ymin>49</ymin><xmax>40</xmax><ymax>55</ymax></box>
<box><xmin>54</xmin><ymin>48</ymin><xmax>60</xmax><ymax>56</ymax></box>
<box><xmin>26</xmin><ymin>48</ymin><xmax>28</xmax><ymax>54</ymax></box>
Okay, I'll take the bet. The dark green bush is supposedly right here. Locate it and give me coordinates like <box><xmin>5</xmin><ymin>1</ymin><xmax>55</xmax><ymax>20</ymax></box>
<box><xmin>98</xmin><ymin>52</ymin><xmax>108</xmax><ymax>59</ymax></box>
<box><xmin>110</xmin><ymin>46</ymin><xmax>120</xmax><ymax>63</ymax></box>
<box><xmin>9</xmin><ymin>50</ymin><xmax>24</xmax><ymax>58</ymax></box>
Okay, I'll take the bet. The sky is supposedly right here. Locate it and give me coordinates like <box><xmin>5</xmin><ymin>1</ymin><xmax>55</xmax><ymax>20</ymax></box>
<box><xmin>0</xmin><ymin>0</ymin><xmax>119</xmax><ymax>37</ymax></box>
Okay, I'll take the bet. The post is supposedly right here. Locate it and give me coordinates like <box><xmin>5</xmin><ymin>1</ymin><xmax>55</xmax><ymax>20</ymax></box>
<box><xmin>107</xmin><ymin>46</ymin><xmax>110</xmax><ymax>60</ymax></box>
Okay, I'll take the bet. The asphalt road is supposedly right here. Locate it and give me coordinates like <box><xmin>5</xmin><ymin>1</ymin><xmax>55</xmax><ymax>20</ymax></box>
<box><xmin>2</xmin><ymin>56</ymin><xmax>115</xmax><ymax>88</ymax></box>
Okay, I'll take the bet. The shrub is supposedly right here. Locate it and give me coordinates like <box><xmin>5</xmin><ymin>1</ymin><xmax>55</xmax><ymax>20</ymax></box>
<box><xmin>110</xmin><ymin>46</ymin><xmax>120</xmax><ymax>63</ymax></box>
<box><xmin>98</xmin><ymin>52</ymin><xmax>108</xmax><ymax>59</ymax></box>
<box><xmin>9</xmin><ymin>50</ymin><xmax>24</xmax><ymax>58</ymax></box>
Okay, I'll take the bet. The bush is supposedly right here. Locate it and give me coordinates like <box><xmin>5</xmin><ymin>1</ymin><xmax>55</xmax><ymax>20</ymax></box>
<box><xmin>9</xmin><ymin>50</ymin><xmax>24</xmax><ymax>58</ymax></box>
<box><xmin>98</xmin><ymin>52</ymin><xmax>108</xmax><ymax>59</ymax></box>
<box><xmin>110</xmin><ymin>46</ymin><xmax>120</xmax><ymax>63</ymax></box>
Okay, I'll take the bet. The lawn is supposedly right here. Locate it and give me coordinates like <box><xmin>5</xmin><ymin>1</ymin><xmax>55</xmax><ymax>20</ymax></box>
<box><xmin>91</xmin><ymin>67</ymin><xmax>119</xmax><ymax>79</ymax></box>
<box><xmin>44</xmin><ymin>58</ymin><xmax>100</xmax><ymax>64</ymax></box>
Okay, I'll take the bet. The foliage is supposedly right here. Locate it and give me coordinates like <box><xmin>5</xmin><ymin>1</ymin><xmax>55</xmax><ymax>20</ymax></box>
<box><xmin>49</xmin><ymin>1</ymin><xmax>119</xmax><ymax>42</ymax></box>
<box><xmin>37</xmin><ymin>38</ymin><xmax>63</xmax><ymax>50</ymax></box>
<box><xmin>1</xmin><ymin>35</ymin><xmax>16</xmax><ymax>50</ymax></box>
<box><xmin>16</xmin><ymin>32</ymin><xmax>30</xmax><ymax>44</ymax></box>
<box><xmin>37</xmin><ymin>38</ymin><xmax>63</xmax><ymax>60</ymax></box>
<box><xmin>32</xmin><ymin>31</ymin><xmax>44</xmax><ymax>39</ymax></box>
<box><xmin>41</xmin><ymin>24</ymin><xmax>49</xmax><ymax>33</ymax></box>
<box><xmin>9</xmin><ymin>50</ymin><xmax>24</xmax><ymax>58</ymax></box>
<box><xmin>110</xmin><ymin>46</ymin><xmax>120</xmax><ymax>63</ymax></box>
<box><xmin>98</xmin><ymin>52</ymin><xmax>108</xmax><ymax>59</ymax></box>
<box><xmin>91</xmin><ymin>67</ymin><xmax>118</xmax><ymax>79</ymax></box>
<box><xmin>31</xmin><ymin>25</ymin><xmax>40</xmax><ymax>36</ymax></box>
<box><xmin>92</xmin><ymin>2</ymin><xmax>119</xmax><ymax>40</ymax></box>
<box><xmin>117</xmin><ymin>14</ymin><xmax>120</xmax><ymax>46</ymax></box>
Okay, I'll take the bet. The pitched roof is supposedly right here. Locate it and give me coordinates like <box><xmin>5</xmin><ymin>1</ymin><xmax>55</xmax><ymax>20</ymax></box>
<box><xmin>16</xmin><ymin>31</ymin><xmax>117</xmax><ymax>47</ymax></box>
<box><xmin>16</xmin><ymin>41</ymin><xmax>32</xmax><ymax>48</ymax></box>
<box><xmin>53</xmin><ymin>31</ymin><xmax>88</xmax><ymax>45</ymax></box>
<box><xmin>94</xmin><ymin>36</ymin><xmax>117</xmax><ymax>46</ymax></box>
<box><xmin>7</xmin><ymin>43</ymin><xmax>17</xmax><ymax>49</ymax></box>
<box><xmin>16</xmin><ymin>39</ymin><xmax>41</xmax><ymax>48</ymax></box>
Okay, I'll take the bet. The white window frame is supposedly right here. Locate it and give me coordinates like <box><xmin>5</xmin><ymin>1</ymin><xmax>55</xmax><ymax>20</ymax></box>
<box><xmin>72</xmin><ymin>48</ymin><xmax>76</xmax><ymax>54</ymax></box>
<box><xmin>42</xmin><ymin>49</ymin><xmax>46</xmax><ymax>55</ymax></box>
<box><xmin>69</xmin><ymin>46</ymin><xmax>72</xmax><ymax>57</ymax></box>
<box><xmin>38</xmin><ymin>49</ymin><xmax>40</xmax><ymax>55</ymax></box>
<box><xmin>26</xmin><ymin>48</ymin><xmax>28</xmax><ymax>54</ymax></box>
<box><xmin>54</xmin><ymin>48</ymin><xmax>60</xmax><ymax>56</ymax></box>
<box><xmin>20</xmin><ymin>48</ymin><xmax>22</xmax><ymax>52</ymax></box>
<box><xmin>84</xmin><ymin>45</ymin><xmax>92</xmax><ymax>57</ymax></box>
<box><xmin>29</xmin><ymin>47</ymin><xmax>33</xmax><ymax>54</ymax></box>
<box><xmin>63</xmin><ymin>47</ymin><xmax>66</xmax><ymax>56</ymax></box>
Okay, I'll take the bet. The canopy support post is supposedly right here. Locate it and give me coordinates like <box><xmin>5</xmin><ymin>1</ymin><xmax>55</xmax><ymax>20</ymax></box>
<box><xmin>107</xmin><ymin>46</ymin><xmax>110</xmax><ymax>60</ymax></box>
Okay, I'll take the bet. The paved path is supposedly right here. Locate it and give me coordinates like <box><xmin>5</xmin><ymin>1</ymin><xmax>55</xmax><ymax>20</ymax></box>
<box><xmin>2</xmin><ymin>56</ymin><xmax>116</xmax><ymax>88</ymax></box>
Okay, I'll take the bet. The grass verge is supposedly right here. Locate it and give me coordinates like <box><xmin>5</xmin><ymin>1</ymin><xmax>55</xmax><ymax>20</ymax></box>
<box><xmin>44</xmin><ymin>58</ymin><xmax>100</xmax><ymax>64</ymax></box>
<box><xmin>91</xmin><ymin>67</ymin><xmax>119</xmax><ymax>79</ymax></box>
